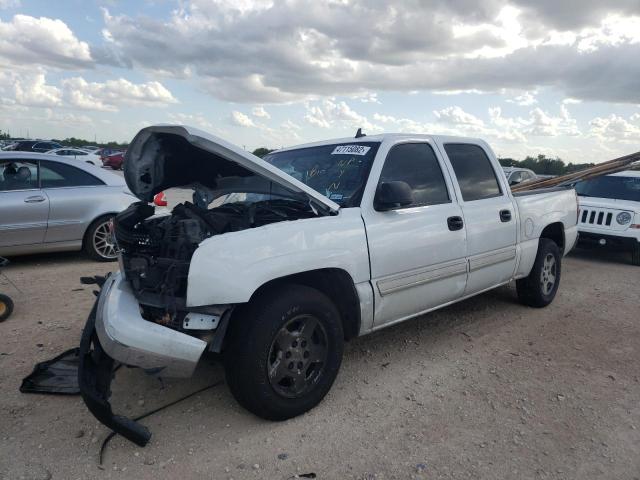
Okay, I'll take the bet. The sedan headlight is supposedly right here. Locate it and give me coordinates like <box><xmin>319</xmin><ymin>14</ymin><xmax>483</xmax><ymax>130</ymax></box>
<box><xmin>616</xmin><ymin>212</ymin><xmax>632</xmax><ymax>224</ymax></box>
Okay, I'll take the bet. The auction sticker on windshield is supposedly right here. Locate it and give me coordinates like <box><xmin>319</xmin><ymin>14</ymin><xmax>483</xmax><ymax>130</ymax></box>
<box><xmin>331</xmin><ymin>145</ymin><xmax>371</xmax><ymax>155</ymax></box>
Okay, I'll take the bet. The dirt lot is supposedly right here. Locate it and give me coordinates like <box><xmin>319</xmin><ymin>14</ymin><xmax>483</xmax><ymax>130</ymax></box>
<box><xmin>0</xmin><ymin>247</ymin><xmax>639</xmax><ymax>480</ymax></box>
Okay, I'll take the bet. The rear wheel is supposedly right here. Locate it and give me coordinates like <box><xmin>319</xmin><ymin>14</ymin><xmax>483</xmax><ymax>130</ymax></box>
<box><xmin>224</xmin><ymin>284</ymin><xmax>344</xmax><ymax>420</ymax></box>
<box><xmin>516</xmin><ymin>238</ymin><xmax>562</xmax><ymax>308</ymax></box>
<box><xmin>0</xmin><ymin>294</ymin><xmax>14</xmax><ymax>322</ymax></box>
<box><xmin>83</xmin><ymin>215</ymin><xmax>118</xmax><ymax>262</ymax></box>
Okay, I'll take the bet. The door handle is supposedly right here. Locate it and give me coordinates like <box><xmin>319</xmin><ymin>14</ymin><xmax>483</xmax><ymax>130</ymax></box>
<box><xmin>447</xmin><ymin>216</ymin><xmax>464</xmax><ymax>231</ymax></box>
<box><xmin>500</xmin><ymin>209</ymin><xmax>512</xmax><ymax>222</ymax></box>
<box><xmin>24</xmin><ymin>195</ymin><xmax>45</xmax><ymax>203</ymax></box>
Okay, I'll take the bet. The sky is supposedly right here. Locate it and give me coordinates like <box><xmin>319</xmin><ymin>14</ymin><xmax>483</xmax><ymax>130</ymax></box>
<box><xmin>1</xmin><ymin>0</ymin><xmax>639</xmax><ymax>163</ymax></box>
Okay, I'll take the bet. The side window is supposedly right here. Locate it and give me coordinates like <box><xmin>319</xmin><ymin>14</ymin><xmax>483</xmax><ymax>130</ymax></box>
<box><xmin>40</xmin><ymin>161</ymin><xmax>103</xmax><ymax>188</ymax></box>
<box><xmin>444</xmin><ymin>144</ymin><xmax>502</xmax><ymax>201</ymax></box>
<box><xmin>0</xmin><ymin>160</ymin><xmax>38</xmax><ymax>191</ymax></box>
<box><xmin>378</xmin><ymin>143</ymin><xmax>450</xmax><ymax>208</ymax></box>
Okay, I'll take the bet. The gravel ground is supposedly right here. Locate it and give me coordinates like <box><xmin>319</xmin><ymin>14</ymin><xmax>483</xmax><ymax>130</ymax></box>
<box><xmin>0</xmin><ymin>245</ymin><xmax>638</xmax><ymax>480</ymax></box>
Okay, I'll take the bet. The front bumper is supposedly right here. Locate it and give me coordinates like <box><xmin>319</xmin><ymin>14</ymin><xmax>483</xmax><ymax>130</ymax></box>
<box><xmin>577</xmin><ymin>231</ymin><xmax>639</xmax><ymax>250</ymax></box>
<box><xmin>79</xmin><ymin>301</ymin><xmax>151</xmax><ymax>446</ymax></box>
<box><xmin>95</xmin><ymin>271</ymin><xmax>207</xmax><ymax>378</ymax></box>
<box><xmin>78</xmin><ymin>272</ymin><xmax>208</xmax><ymax>446</ymax></box>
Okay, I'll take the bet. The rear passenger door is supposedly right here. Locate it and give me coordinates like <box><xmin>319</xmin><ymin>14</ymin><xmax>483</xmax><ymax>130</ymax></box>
<box><xmin>361</xmin><ymin>141</ymin><xmax>468</xmax><ymax>327</ymax></box>
<box><xmin>439</xmin><ymin>142</ymin><xmax>517</xmax><ymax>295</ymax></box>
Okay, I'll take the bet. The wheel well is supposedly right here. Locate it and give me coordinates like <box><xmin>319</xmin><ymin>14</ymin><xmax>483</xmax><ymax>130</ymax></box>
<box><xmin>248</xmin><ymin>269</ymin><xmax>361</xmax><ymax>341</ymax></box>
<box><xmin>540</xmin><ymin>222</ymin><xmax>565</xmax><ymax>252</ymax></box>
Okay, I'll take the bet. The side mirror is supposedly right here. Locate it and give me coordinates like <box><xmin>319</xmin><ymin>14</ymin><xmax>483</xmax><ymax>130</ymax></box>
<box><xmin>374</xmin><ymin>181</ymin><xmax>414</xmax><ymax>211</ymax></box>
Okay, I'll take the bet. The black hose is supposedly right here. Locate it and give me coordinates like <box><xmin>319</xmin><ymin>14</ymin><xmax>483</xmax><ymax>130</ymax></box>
<box><xmin>98</xmin><ymin>379</ymin><xmax>225</xmax><ymax>466</ymax></box>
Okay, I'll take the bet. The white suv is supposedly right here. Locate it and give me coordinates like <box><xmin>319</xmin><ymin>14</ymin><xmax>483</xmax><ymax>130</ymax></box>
<box><xmin>575</xmin><ymin>170</ymin><xmax>640</xmax><ymax>265</ymax></box>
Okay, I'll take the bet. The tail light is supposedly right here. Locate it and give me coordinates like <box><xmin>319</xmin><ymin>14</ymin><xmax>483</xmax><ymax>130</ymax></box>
<box><xmin>153</xmin><ymin>191</ymin><xmax>168</xmax><ymax>207</ymax></box>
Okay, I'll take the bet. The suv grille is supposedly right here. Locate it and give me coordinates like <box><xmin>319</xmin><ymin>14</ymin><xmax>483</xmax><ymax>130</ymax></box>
<box><xmin>578</xmin><ymin>205</ymin><xmax>632</xmax><ymax>232</ymax></box>
<box><xmin>580</xmin><ymin>207</ymin><xmax>613</xmax><ymax>227</ymax></box>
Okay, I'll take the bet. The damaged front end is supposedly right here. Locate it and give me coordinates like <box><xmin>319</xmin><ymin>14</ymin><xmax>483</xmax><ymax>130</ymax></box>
<box><xmin>78</xmin><ymin>124</ymin><xmax>336</xmax><ymax>444</ymax></box>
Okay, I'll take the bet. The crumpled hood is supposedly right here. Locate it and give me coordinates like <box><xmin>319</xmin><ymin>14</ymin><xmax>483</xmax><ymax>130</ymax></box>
<box><xmin>123</xmin><ymin>125</ymin><xmax>340</xmax><ymax>212</ymax></box>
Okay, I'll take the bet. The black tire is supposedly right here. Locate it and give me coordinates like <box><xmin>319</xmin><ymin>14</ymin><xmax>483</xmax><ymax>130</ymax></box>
<box><xmin>516</xmin><ymin>238</ymin><xmax>562</xmax><ymax>308</ymax></box>
<box><xmin>83</xmin><ymin>215</ymin><xmax>118</xmax><ymax>262</ymax></box>
<box><xmin>224</xmin><ymin>283</ymin><xmax>344</xmax><ymax>421</ymax></box>
<box><xmin>632</xmin><ymin>242</ymin><xmax>640</xmax><ymax>266</ymax></box>
<box><xmin>0</xmin><ymin>293</ymin><xmax>14</xmax><ymax>322</ymax></box>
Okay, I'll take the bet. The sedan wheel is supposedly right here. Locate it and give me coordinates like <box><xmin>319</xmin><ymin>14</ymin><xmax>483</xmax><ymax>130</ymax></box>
<box><xmin>84</xmin><ymin>216</ymin><xmax>118</xmax><ymax>261</ymax></box>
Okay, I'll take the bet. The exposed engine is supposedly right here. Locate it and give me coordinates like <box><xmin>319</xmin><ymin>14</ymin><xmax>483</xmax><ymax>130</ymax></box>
<box><xmin>115</xmin><ymin>198</ymin><xmax>317</xmax><ymax>330</ymax></box>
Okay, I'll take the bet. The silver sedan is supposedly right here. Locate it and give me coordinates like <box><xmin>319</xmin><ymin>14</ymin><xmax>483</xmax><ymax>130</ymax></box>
<box><xmin>0</xmin><ymin>152</ymin><xmax>135</xmax><ymax>261</ymax></box>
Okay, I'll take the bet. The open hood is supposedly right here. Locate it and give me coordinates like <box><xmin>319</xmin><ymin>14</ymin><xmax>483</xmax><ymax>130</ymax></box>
<box><xmin>123</xmin><ymin>125</ymin><xmax>340</xmax><ymax>213</ymax></box>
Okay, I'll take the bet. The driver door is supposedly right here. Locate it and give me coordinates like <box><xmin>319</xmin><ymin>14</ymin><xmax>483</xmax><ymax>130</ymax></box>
<box><xmin>0</xmin><ymin>159</ymin><xmax>49</xmax><ymax>247</ymax></box>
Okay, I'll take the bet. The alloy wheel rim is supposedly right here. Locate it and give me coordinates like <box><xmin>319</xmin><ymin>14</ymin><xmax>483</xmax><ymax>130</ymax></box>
<box><xmin>93</xmin><ymin>220</ymin><xmax>118</xmax><ymax>259</ymax></box>
<box><xmin>540</xmin><ymin>253</ymin><xmax>556</xmax><ymax>295</ymax></box>
<box><xmin>0</xmin><ymin>302</ymin><xmax>6</xmax><ymax>316</ymax></box>
<box><xmin>267</xmin><ymin>314</ymin><xmax>328</xmax><ymax>398</ymax></box>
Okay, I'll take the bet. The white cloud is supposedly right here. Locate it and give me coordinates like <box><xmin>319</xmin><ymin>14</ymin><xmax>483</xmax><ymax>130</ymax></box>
<box><xmin>303</xmin><ymin>99</ymin><xmax>380</xmax><ymax>132</ymax></box>
<box><xmin>229</xmin><ymin>110</ymin><xmax>255</xmax><ymax>127</ymax></box>
<box><xmin>62</xmin><ymin>77</ymin><xmax>177</xmax><ymax>111</ymax></box>
<box><xmin>507</xmin><ymin>91</ymin><xmax>538</xmax><ymax>106</ymax></box>
<box><xmin>13</xmin><ymin>72</ymin><xmax>62</xmax><ymax>107</ymax></box>
<box><xmin>434</xmin><ymin>106</ymin><xmax>485</xmax><ymax>129</ymax></box>
<box><xmin>165</xmin><ymin>112</ymin><xmax>214</xmax><ymax>130</ymax></box>
<box><xmin>351</xmin><ymin>92</ymin><xmax>381</xmax><ymax>104</ymax></box>
<box><xmin>95</xmin><ymin>2</ymin><xmax>640</xmax><ymax>104</ymax></box>
<box><xmin>252</xmin><ymin>106</ymin><xmax>271</xmax><ymax>119</ymax></box>
<box><xmin>304</xmin><ymin>105</ymin><xmax>331</xmax><ymax>128</ymax></box>
<box><xmin>0</xmin><ymin>15</ymin><xmax>92</xmax><ymax>69</ymax></box>
<box><xmin>589</xmin><ymin>114</ymin><xmax>640</xmax><ymax>143</ymax></box>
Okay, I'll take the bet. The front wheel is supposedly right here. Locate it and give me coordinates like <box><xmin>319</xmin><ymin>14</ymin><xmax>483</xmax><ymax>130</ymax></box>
<box><xmin>224</xmin><ymin>284</ymin><xmax>344</xmax><ymax>420</ymax></box>
<box><xmin>516</xmin><ymin>238</ymin><xmax>562</xmax><ymax>308</ymax></box>
<box><xmin>83</xmin><ymin>215</ymin><xmax>118</xmax><ymax>262</ymax></box>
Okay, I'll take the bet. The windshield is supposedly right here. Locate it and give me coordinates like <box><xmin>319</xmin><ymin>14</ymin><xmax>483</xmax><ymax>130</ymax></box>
<box><xmin>575</xmin><ymin>175</ymin><xmax>640</xmax><ymax>202</ymax></box>
<box><xmin>263</xmin><ymin>142</ymin><xmax>380</xmax><ymax>207</ymax></box>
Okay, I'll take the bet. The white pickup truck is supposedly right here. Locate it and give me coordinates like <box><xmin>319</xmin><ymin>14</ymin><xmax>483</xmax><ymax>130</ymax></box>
<box><xmin>78</xmin><ymin>125</ymin><xmax>578</xmax><ymax>445</ymax></box>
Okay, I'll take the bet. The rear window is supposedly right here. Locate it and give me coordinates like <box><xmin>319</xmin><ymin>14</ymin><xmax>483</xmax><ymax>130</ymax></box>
<box><xmin>445</xmin><ymin>143</ymin><xmax>502</xmax><ymax>201</ymax></box>
<box><xmin>40</xmin><ymin>161</ymin><xmax>103</xmax><ymax>188</ymax></box>
<box><xmin>575</xmin><ymin>175</ymin><xmax>640</xmax><ymax>202</ymax></box>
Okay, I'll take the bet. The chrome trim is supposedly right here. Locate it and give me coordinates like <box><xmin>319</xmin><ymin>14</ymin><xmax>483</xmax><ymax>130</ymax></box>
<box><xmin>377</xmin><ymin>259</ymin><xmax>468</xmax><ymax>296</ymax></box>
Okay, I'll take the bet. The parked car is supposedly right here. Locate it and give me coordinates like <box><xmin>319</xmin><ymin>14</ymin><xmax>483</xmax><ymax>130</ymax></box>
<box><xmin>82</xmin><ymin>145</ymin><xmax>101</xmax><ymax>152</ymax></box>
<box><xmin>78</xmin><ymin>125</ymin><xmax>579</xmax><ymax>445</ymax></box>
<box><xmin>0</xmin><ymin>152</ymin><xmax>135</xmax><ymax>261</ymax></box>
<box><xmin>45</xmin><ymin>147</ymin><xmax>101</xmax><ymax>167</ymax></box>
<box><xmin>4</xmin><ymin>140</ymin><xmax>62</xmax><ymax>153</ymax></box>
<box><xmin>575</xmin><ymin>170</ymin><xmax>640</xmax><ymax>265</ymax></box>
<box><xmin>101</xmin><ymin>151</ymin><xmax>125</xmax><ymax>170</ymax></box>
<box><xmin>503</xmin><ymin>167</ymin><xmax>537</xmax><ymax>186</ymax></box>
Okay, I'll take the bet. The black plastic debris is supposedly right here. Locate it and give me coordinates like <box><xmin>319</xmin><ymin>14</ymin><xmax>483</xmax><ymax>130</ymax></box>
<box><xmin>20</xmin><ymin>348</ymin><xmax>81</xmax><ymax>395</ymax></box>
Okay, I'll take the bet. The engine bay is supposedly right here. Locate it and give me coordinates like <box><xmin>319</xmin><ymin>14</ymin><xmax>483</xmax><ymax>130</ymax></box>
<box><xmin>114</xmin><ymin>198</ymin><xmax>318</xmax><ymax>331</ymax></box>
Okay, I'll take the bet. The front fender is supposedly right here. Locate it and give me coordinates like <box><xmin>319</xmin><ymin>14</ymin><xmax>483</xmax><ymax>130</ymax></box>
<box><xmin>186</xmin><ymin>208</ymin><xmax>369</xmax><ymax>306</ymax></box>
